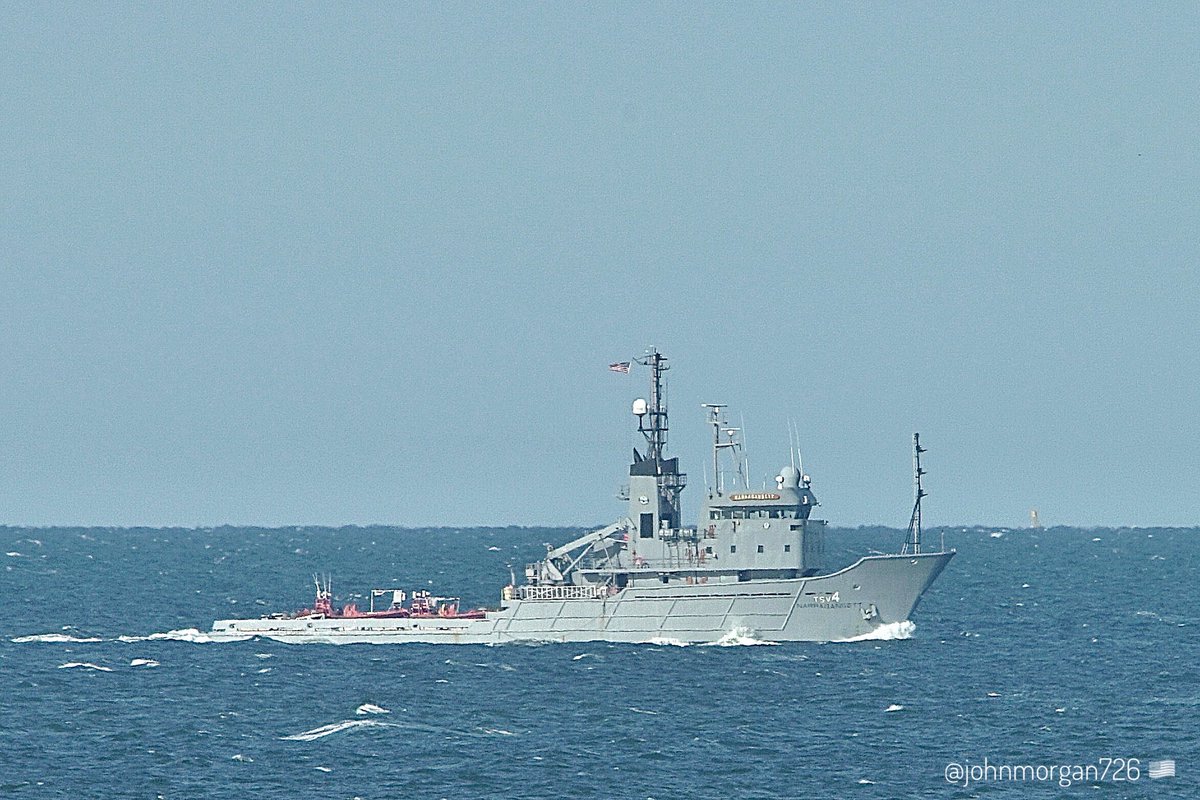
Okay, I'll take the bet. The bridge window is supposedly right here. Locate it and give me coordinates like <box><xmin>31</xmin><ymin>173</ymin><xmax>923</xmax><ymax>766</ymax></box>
<box><xmin>757</xmin><ymin>544</ymin><xmax>764</xmax><ymax>553</ymax></box>
<box><xmin>710</xmin><ymin>510</ymin><xmax>720</xmax><ymax>520</ymax></box>
<box><xmin>784</xmin><ymin>544</ymin><xmax>791</xmax><ymax>553</ymax></box>
<box><xmin>730</xmin><ymin>545</ymin><xmax>737</xmax><ymax>554</ymax></box>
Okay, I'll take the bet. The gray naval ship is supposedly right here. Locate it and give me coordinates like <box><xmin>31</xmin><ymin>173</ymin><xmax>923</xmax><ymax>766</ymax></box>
<box><xmin>212</xmin><ymin>351</ymin><xmax>953</xmax><ymax>644</ymax></box>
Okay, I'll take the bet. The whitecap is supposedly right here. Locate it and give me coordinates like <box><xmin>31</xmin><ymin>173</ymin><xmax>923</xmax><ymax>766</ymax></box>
<box><xmin>989</xmin><ymin>532</ymin><xmax>1003</xmax><ymax>538</ymax></box>
<box><xmin>130</xmin><ymin>658</ymin><xmax>160</xmax><ymax>668</ymax></box>
<box><xmin>885</xmin><ymin>704</ymin><xmax>904</xmax><ymax>712</ymax></box>
<box><xmin>355</xmin><ymin>704</ymin><xmax>390</xmax><ymax>716</ymax></box>
<box><xmin>314</xmin><ymin>766</ymin><xmax>332</xmax><ymax>773</ymax></box>
<box><xmin>256</xmin><ymin>667</ymin><xmax>272</xmax><ymax>674</ymax></box>
<box><xmin>858</xmin><ymin>779</ymin><xmax>876</xmax><ymax>784</ymax></box>
<box><xmin>628</xmin><ymin>707</ymin><xmax>660</xmax><ymax>715</ymax></box>
<box><xmin>835</xmin><ymin>620</ymin><xmax>916</xmax><ymax>642</ymax></box>
<box><xmin>646</xmin><ymin>637</ymin><xmax>690</xmax><ymax>647</ymax></box>
<box><xmin>282</xmin><ymin>720</ymin><xmax>396</xmax><ymax>741</ymax></box>
<box><xmin>12</xmin><ymin>633</ymin><xmax>103</xmax><ymax>643</ymax></box>
<box><xmin>487</xmin><ymin>546</ymin><xmax>501</xmax><ymax>551</ymax></box>
<box><xmin>6</xmin><ymin>551</ymin><xmax>21</xmax><ymax>557</ymax></box>
<box><xmin>231</xmin><ymin>754</ymin><xmax>253</xmax><ymax>763</ymax></box>
<box><xmin>987</xmin><ymin>692</ymin><xmax>1001</xmax><ymax>697</ymax></box>
<box><xmin>572</xmin><ymin>653</ymin><xmax>595</xmax><ymax>661</ymax></box>
<box><xmin>482</xmin><ymin>728</ymin><xmax>514</xmax><ymax>735</ymax></box>
<box><xmin>58</xmin><ymin>662</ymin><xmax>112</xmax><ymax>672</ymax></box>
<box><xmin>255</xmin><ymin>653</ymin><xmax>274</xmax><ymax>659</ymax></box>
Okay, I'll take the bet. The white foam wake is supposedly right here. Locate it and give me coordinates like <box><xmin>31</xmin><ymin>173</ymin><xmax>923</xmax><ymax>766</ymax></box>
<box><xmin>58</xmin><ymin>662</ymin><xmax>112</xmax><ymax>672</ymax></box>
<box><xmin>645</xmin><ymin>636</ymin><xmax>690</xmax><ymax>647</ymax></box>
<box><xmin>282</xmin><ymin>719</ymin><xmax>396</xmax><ymax>741</ymax></box>
<box><xmin>702</xmin><ymin>627</ymin><xmax>779</xmax><ymax>647</ymax></box>
<box><xmin>119</xmin><ymin>628</ymin><xmax>245</xmax><ymax>644</ymax></box>
<box><xmin>835</xmin><ymin>620</ymin><xmax>916</xmax><ymax>642</ymax></box>
<box><xmin>12</xmin><ymin>633</ymin><xmax>103</xmax><ymax>643</ymax></box>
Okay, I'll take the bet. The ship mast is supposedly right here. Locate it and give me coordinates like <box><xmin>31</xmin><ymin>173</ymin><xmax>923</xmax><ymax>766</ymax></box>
<box><xmin>634</xmin><ymin>350</ymin><xmax>670</xmax><ymax>461</ymax></box>
<box><xmin>628</xmin><ymin>349</ymin><xmax>686</xmax><ymax>532</ymax></box>
<box><xmin>902</xmin><ymin>433</ymin><xmax>926</xmax><ymax>555</ymax></box>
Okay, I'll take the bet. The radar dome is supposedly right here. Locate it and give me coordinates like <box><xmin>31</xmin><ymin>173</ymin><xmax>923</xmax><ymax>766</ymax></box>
<box><xmin>632</xmin><ymin>398</ymin><xmax>648</xmax><ymax>416</ymax></box>
<box><xmin>777</xmin><ymin>465</ymin><xmax>801</xmax><ymax>488</ymax></box>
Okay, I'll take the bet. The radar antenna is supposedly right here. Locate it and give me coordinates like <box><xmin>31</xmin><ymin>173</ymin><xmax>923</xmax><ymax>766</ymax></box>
<box><xmin>902</xmin><ymin>433</ymin><xmax>927</xmax><ymax>555</ymax></box>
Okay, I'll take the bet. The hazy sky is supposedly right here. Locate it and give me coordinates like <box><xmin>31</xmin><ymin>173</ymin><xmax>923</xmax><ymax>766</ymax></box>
<box><xmin>2</xmin><ymin>4</ymin><xmax>1197</xmax><ymax>528</ymax></box>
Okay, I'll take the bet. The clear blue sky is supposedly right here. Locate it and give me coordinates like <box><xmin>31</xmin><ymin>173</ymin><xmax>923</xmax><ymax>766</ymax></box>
<box><xmin>1</xmin><ymin>4</ymin><xmax>1197</xmax><ymax>528</ymax></box>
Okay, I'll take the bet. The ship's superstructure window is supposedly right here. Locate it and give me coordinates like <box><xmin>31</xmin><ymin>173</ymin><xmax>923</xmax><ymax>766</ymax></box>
<box><xmin>730</xmin><ymin>545</ymin><xmax>737</xmax><ymax>553</ymax></box>
<box><xmin>757</xmin><ymin>545</ymin><xmax>764</xmax><ymax>553</ymax></box>
<box><xmin>784</xmin><ymin>544</ymin><xmax>791</xmax><ymax>552</ymax></box>
<box><xmin>709</xmin><ymin>506</ymin><xmax>795</xmax><ymax>520</ymax></box>
<box><xmin>705</xmin><ymin>546</ymin><xmax>713</xmax><ymax>555</ymax></box>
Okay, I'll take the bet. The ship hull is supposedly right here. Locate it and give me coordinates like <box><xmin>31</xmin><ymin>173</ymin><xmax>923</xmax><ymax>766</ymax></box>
<box><xmin>210</xmin><ymin>551</ymin><xmax>952</xmax><ymax>645</ymax></box>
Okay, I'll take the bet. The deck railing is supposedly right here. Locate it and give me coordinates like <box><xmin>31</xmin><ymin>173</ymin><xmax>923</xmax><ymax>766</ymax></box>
<box><xmin>516</xmin><ymin>585</ymin><xmax>610</xmax><ymax>601</ymax></box>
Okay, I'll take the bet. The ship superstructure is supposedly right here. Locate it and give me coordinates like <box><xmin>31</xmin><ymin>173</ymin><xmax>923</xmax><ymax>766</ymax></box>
<box><xmin>212</xmin><ymin>351</ymin><xmax>953</xmax><ymax>644</ymax></box>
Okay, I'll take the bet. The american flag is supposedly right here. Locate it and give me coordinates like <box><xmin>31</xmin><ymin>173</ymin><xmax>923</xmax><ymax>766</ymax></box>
<box><xmin>608</xmin><ymin>362</ymin><xmax>630</xmax><ymax>374</ymax></box>
<box><xmin>1148</xmin><ymin>759</ymin><xmax>1176</xmax><ymax>779</ymax></box>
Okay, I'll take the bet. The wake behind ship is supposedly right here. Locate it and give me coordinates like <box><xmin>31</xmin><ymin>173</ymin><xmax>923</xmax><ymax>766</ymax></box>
<box><xmin>212</xmin><ymin>351</ymin><xmax>953</xmax><ymax>644</ymax></box>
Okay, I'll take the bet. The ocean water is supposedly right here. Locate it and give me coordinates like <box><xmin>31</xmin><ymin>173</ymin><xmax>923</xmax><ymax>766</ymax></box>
<box><xmin>1</xmin><ymin>525</ymin><xmax>1194</xmax><ymax>799</ymax></box>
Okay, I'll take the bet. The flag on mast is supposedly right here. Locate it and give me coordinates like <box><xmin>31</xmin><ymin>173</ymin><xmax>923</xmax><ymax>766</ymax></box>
<box><xmin>608</xmin><ymin>362</ymin><xmax>631</xmax><ymax>374</ymax></box>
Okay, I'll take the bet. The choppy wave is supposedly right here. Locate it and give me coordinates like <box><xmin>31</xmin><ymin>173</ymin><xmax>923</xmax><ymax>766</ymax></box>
<box><xmin>355</xmin><ymin>704</ymin><xmax>390</xmax><ymax>715</ymax></box>
<box><xmin>282</xmin><ymin>719</ymin><xmax>397</xmax><ymax>741</ymax></box>
<box><xmin>130</xmin><ymin>658</ymin><xmax>160</xmax><ymax>668</ymax></box>
<box><xmin>834</xmin><ymin>620</ymin><xmax>916</xmax><ymax>643</ymax></box>
<box><xmin>12</xmin><ymin>633</ymin><xmax>103</xmax><ymax>643</ymax></box>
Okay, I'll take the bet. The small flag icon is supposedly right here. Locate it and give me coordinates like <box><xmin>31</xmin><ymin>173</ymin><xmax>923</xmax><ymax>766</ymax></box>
<box><xmin>1148</xmin><ymin>759</ymin><xmax>1176</xmax><ymax>779</ymax></box>
<box><xmin>608</xmin><ymin>362</ymin><xmax>630</xmax><ymax>374</ymax></box>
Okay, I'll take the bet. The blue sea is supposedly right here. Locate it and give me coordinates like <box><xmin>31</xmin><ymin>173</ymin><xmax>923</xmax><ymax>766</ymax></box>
<box><xmin>1</xmin><ymin>525</ymin><xmax>1194</xmax><ymax>799</ymax></box>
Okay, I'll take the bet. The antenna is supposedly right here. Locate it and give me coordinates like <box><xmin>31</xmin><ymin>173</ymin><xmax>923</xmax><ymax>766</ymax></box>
<box><xmin>788</xmin><ymin>418</ymin><xmax>796</xmax><ymax>470</ymax></box>
<box><xmin>902</xmin><ymin>433</ymin><xmax>927</xmax><ymax>555</ymax></box>
<box><xmin>740</xmin><ymin>412</ymin><xmax>750</xmax><ymax>490</ymax></box>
